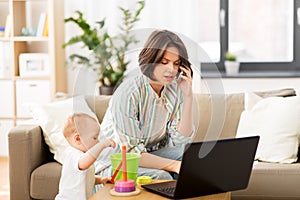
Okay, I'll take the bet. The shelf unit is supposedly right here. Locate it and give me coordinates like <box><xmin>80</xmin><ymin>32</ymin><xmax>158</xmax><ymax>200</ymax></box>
<box><xmin>0</xmin><ymin>0</ymin><xmax>67</xmax><ymax>156</ymax></box>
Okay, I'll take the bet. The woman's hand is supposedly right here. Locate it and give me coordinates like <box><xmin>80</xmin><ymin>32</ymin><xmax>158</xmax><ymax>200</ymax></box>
<box><xmin>170</xmin><ymin>160</ymin><xmax>182</xmax><ymax>174</ymax></box>
<box><xmin>178</xmin><ymin>66</ymin><xmax>192</xmax><ymax>98</ymax></box>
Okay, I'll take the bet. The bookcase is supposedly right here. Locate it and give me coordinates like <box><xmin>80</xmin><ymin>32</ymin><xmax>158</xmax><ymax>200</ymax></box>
<box><xmin>0</xmin><ymin>0</ymin><xmax>67</xmax><ymax>156</ymax></box>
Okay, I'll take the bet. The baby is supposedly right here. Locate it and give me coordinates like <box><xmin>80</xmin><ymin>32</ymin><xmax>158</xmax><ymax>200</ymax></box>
<box><xmin>55</xmin><ymin>113</ymin><xmax>115</xmax><ymax>200</ymax></box>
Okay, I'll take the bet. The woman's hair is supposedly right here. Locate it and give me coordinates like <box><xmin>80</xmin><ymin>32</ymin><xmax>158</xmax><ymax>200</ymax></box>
<box><xmin>139</xmin><ymin>30</ymin><xmax>192</xmax><ymax>80</ymax></box>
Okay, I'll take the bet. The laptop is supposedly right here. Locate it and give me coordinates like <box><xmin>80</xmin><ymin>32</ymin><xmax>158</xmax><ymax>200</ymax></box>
<box><xmin>142</xmin><ymin>136</ymin><xmax>259</xmax><ymax>199</ymax></box>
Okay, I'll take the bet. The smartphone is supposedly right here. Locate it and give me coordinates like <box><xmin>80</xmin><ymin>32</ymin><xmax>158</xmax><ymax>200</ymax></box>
<box><xmin>176</xmin><ymin>62</ymin><xmax>187</xmax><ymax>79</ymax></box>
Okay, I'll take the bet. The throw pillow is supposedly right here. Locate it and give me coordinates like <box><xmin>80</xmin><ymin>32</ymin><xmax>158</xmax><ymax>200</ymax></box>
<box><xmin>26</xmin><ymin>95</ymin><xmax>98</xmax><ymax>164</ymax></box>
<box><xmin>236</xmin><ymin>92</ymin><xmax>300</xmax><ymax>163</ymax></box>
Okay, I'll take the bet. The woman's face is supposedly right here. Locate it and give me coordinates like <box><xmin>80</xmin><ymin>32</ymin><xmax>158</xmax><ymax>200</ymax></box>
<box><xmin>152</xmin><ymin>46</ymin><xmax>181</xmax><ymax>86</ymax></box>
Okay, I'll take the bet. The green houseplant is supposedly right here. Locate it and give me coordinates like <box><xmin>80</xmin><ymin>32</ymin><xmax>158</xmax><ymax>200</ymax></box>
<box><xmin>224</xmin><ymin>51</ymin><xmax>240</xmax><ymax>75</ymax></box>
<box><xmin>225</xmin><ymin>52</ymin><xmax>237</xmax><ymax>62</ymax></box>
<box><xmin>63</xmin><ymin>1</ymin><xmax>145</xmax><ymax>94</ymax></box>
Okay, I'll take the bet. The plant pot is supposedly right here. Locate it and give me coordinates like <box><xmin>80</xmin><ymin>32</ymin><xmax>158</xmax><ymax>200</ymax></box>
<box><xmin>99</xmin><ymin>86</ymin><xmax>115</xmax><ymax>95</ymax></box>
<box><xmin>224</xmin><ymin>60</ymin><xmax>240</xmax><ymax>75</ymax></box>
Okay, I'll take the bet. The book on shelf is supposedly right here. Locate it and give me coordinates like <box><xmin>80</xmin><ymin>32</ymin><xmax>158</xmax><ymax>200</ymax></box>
<box><xmin>36</xmin><ymin>13</ymin><xmax>48</xmax><ymax>37</ymax></box>
<box><xmin>43</xmin><ymin>14</ymin><xmax>48</xmax><ymax>37</ymax></box>
<box><xmin>4</xmin><ymin>15</ymin><xmax>11</xmax><ymax>37</ymax></box>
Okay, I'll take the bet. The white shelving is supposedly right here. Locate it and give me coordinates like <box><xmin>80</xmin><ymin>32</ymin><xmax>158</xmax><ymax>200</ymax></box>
<box><xmin>0</xmin><ymin>0</ymin><xmax>67</xmax><ymax>156</ymax></box>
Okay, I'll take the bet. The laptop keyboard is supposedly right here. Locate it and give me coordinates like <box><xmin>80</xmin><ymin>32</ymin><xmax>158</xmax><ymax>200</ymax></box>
<box><xmin>148</xmin><ymin>181</ymin><xmax>177</xmax><ymax>195</ymax></box>
<box><xmin>157</xmin><ymin>185</ymin><xmax>176</xmax><ymax>194</ymax></box>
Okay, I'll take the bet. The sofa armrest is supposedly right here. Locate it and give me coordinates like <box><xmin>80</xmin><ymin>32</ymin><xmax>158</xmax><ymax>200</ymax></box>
<box><xmin>8</xmin><ymin>125</ymin><xmax>52</xmax><ymax>200</ymax></box>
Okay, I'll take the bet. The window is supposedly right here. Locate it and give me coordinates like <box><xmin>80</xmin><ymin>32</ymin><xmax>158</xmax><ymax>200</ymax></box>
<box><xmin>137</xmin><ymin>0</ymin><xmax>300</xmax><ymax>73</ymax></box>
<box><xmin>137</xmin><ymin>0</ymin><xmax>220</xmax><ymax>62</ymax></box>
<box><xmin>202</xmin><ymin>0</ymin><xmax>300</xmax><ymax>72</ymax></box>
<box><xmin>229</xmin><ymin>0</ymin><xmax>293</xmax><ymax>62</ymax></box>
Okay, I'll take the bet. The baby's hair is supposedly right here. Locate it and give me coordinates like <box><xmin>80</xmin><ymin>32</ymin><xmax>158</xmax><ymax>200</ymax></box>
<box><xmin>63</xmin><ymin>113</ymin><xmax>99</xmax><ymax>138</ymax></box>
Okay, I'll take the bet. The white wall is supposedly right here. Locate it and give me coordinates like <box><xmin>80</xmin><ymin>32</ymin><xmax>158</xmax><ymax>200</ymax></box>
<box><xmin>200</xmin><ymin>78</ymin><xmax>300</xmax><ymax>95</ymax></box>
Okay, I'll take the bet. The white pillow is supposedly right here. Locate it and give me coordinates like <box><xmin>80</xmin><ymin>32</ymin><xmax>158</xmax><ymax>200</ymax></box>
<box><xmin>236</xmin><ymin>92</ymin><xmax>300</xmax><ymax>163</ymax></box>
<box><xmin>26</xmin><ymin>95</ymin><xmax>98</xmax><ymax>164</ymax></box>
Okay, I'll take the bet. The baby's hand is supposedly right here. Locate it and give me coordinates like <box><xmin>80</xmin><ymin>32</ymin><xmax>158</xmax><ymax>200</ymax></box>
<box><xmin>100</xmin><ymin>176</ymin><xmax>109</xmax><ymax>184</ymax></box>
<box><xmin>107</xmin><ymin>138</ymin><xmax>116</xmax><ymax>148</ymax></box>
<box><xmin>95</xmin><ymin>175</ymin><xmax>110</xmax><ymax>185</ymax></box>
<box><xmin>100</xmin><ymin>138</ymin><xmax>116</xmax><ymax>149</ymax></box>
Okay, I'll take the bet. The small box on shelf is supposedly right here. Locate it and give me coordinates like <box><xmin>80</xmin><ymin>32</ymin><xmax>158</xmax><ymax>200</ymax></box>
<box><xmin>19</xmin><ymin>53</ymin><xmax>50</xmax><ymax>77</ymax></box>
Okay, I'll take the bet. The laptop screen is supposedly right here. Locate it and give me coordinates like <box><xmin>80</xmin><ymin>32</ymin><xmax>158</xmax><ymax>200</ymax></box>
<box><xmin>173</xmin><ymin>136</ymin><xmax>259</xmax><ymax>198</ymax></box>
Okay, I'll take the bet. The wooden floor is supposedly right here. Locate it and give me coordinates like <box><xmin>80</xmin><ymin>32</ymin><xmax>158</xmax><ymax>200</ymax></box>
<box><xmin>0</xmin><ymin>157</ymin><xmax>9</xmax><ymax>200</ymax></box>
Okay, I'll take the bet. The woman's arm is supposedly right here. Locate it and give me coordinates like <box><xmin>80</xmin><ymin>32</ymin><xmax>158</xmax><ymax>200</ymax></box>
<box><xmin>139</xmin><ymin>152</ymin><xmax>181</xmax><ymax>173</ymax></box>
<box><xmin>177</xmin><ymin>66</ymin><xmax>193</xmax><ymax>137</ymax></box>
<box><xmin>177</xmin><ymin>96</ymin><xmax>193</xmax><ymax>137</ymax></box>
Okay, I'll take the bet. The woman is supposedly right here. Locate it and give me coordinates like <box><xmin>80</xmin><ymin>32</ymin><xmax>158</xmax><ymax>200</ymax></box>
<box><xmin>97</xmin><ymin>29</ymin><xmax>194</xmax><ymax>181</ymax></box>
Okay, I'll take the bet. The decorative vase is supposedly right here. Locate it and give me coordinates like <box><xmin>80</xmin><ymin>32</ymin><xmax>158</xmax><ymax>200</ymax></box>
<box><xmin>224</xmin><ymin>60</ymin><xmax>240</xmax><ymax>75</ymax></box>
<box><xmin>99</xmin><ymin>86</ymin><xmax>115</xmax><ymax>95</ymax></box>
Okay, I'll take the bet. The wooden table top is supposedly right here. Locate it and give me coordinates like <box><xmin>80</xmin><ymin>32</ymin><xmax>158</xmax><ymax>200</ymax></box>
<box><xmin>89</xmin><ymin>180</ymin><xmax>231</xmax><ymax>200</ymax></box>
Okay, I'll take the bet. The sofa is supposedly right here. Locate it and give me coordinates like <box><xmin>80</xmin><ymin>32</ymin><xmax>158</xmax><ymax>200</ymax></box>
<box><xmin>8</xmin><ymin>88</ymin><xmax>300</xmax><ymax>200</ymax></box>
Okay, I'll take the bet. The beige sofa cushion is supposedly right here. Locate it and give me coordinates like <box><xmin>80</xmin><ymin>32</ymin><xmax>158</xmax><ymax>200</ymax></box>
<box><xmin>233</xmin><ymin>162</ymin><xmax>300</xmax><ymax>199</ymax></box>
<box><xmin>193</xmin><ymin>88</ymin><xmax>296</xmax><ymax>142</ymax></box>
<box><xmin>30</xmin><ymin>162</ymin><xmax>61</xmax><ymax>199</ymax></box>
<box><xmin>85</xmin><ymin>88</ymin><xmax>296</xmax><ymax>144</ymax></box>
<box><xmin>85</xmin><ymin>94</ymin><xmax>244</xmax><ymax>142</ymax></box>
<box><xmin>193</xmin><ymin>93</ymin><xmax>244</xmax><ymax>142</ymax></box>
<box><xmin>85</xmin><ymin>95</ymin><xmax>111</xmax><ymax>123</ymax></box>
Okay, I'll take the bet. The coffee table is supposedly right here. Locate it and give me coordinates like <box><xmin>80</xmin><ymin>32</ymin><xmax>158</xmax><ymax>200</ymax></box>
<box><xmin>89</xmin><ymin>180</ymin><xmax>231</xmax><ymax>200</ymax></box>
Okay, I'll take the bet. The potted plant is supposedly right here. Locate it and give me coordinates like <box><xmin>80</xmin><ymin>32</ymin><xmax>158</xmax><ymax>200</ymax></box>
<box><xmin>224</xmin><ymin>51</ymin><xmax>240</xmax><ymax>75</ymax></box>
<box><xmin>63</xmin><ymin>1</ymin><xmax>145</xmax><ymax>95</ymax></box>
